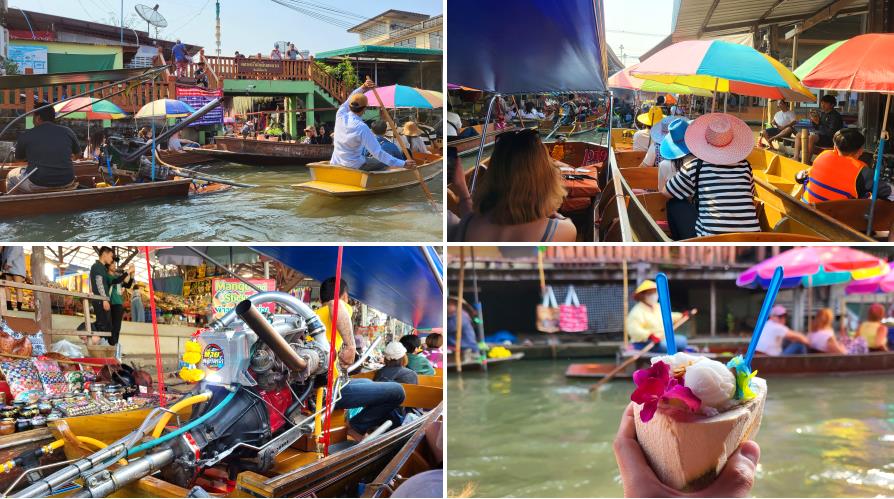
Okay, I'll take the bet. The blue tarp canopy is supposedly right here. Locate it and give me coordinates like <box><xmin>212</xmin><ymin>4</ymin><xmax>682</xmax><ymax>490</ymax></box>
<box><xmin>447</xmin><ymin>0</ymin><xmax>607</xmax><ymax>94</ymax></box>
<box><xmin>253</xmin><ymin>247</ymin><xmax>443</xmax><ymax>329</ymax></box>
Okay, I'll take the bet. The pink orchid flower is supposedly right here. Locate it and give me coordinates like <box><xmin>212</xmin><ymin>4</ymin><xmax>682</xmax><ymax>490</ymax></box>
<box><xmin>631</xmin><ymin>360</ymin><xmax>701</xmax><ymax>423</ymax></box>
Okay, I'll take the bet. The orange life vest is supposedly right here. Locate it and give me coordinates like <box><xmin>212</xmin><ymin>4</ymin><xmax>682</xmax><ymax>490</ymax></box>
<box><xmin>802</xmin><ymin>150</ymin><xmax>864</xmax><ymax>203</ymax></box>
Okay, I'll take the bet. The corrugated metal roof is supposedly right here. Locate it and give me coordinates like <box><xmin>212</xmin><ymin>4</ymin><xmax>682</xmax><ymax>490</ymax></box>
<box><xmin>671</xmin><ymin>0</ymin><xmax>869</xmax><ymax>40</ymax></box>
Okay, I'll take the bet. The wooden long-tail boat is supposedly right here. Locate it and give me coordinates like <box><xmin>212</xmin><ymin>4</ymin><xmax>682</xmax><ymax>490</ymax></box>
<box><xmin>538</xmin><ymin>115</ymin><xmax>603</xmax><ymax>137</ymax></box>
<box><xmin>193</xmin><ymin>136</ymin><xmax>334</xmax><ymax>166</ymax></box>
<box><xmin>565</xmin><ymin>350</ymin><xmax>894</xmax><ymax>379</ymax></box>
<box><xmin>293</xmin><ymin>153</ymin><xmax>443</xmax><ymax>198</ymax></box>
<box><xmin>156</xmin><ymin>148</ymin><xmax>218</xmax><ymax>167</ymax></box>
<box><xmin>446</xmin><ymin>352</ymin><xmax>525</xmax><ymax>372</ymax></box>
<box><xmin>0</xmin><ymin>167</ymin><xmax>192</xmax><ymax>219</ymax></box>
<box><xmin>448</xmin><ymin>124</ymin><xmax>518</xmax><ymax>157</ymax></box>
<box><xmin>600</xmin><ymin>146</ymin><xmax>877</xmax><ymax>242</ymax></box>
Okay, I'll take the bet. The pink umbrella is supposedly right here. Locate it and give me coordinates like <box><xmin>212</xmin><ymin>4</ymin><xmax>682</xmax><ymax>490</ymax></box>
<box><xmin>363</xmin><ymin>84</ymin><xmax>442</xmax><ymax>109</ymax></box>
<box><xmin>737</xmin><ymin>247</ymin><xmax>887</xmax><ymax>288</ymax></box>
<box><xmin>846</xmin><ymin>262</ymin><xmax>894</xmax><ymax>294</ymax></box>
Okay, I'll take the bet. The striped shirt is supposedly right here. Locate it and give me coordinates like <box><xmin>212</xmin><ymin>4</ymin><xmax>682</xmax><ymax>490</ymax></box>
<box><xmin>665</xmin><ymin>158</ymin><xmax>760</xmax><ymax>236</ymax></box>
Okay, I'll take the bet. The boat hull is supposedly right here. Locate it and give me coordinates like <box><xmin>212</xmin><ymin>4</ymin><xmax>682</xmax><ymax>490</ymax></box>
<box><xmin>448</xmin><ymin>125</ymin><xmax>518</xmax><ymax>156</ymax></box>
<box><xmin>446</xmin><ymin>352</ymin><xmax>525</xmax><ymax>372</ymax></box>
<box><xmin>200</xmin><ymin>137</ymin><xmax>334</xmax><ymax>166</ymax></box>
<box><xmin>294</xmin><ymin>155</ymin><xmax>443</xmax><ymax>198</ymax></box>
<box><xmin>156</xmin><ymin>149</ymin><xmax>218</xmax><ymax>167</ymax></box>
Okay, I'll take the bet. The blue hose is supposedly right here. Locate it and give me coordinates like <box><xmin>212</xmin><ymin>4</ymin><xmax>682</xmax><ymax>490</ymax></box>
<box><xmin>127</xmin><ymin>389</ymin><xmax>237</xmax><ymax>456</ymax></box>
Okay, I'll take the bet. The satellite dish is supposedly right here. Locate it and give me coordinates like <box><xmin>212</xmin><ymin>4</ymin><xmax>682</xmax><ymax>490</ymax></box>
<box><xmin>135</xmin><ymin>4</ymin><xmax>168</xmax><ymax>38</ymax></box>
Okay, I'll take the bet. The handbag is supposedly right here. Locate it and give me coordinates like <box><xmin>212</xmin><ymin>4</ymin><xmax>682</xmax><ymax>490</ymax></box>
<box><xmin>559</xmin><ymin>285</ymin><xmax>588</xmax><ymax>332</ymax></box>
<box><xmin>667</xmin><ymin>159</ymin><xmax>703</xmax><ymax>240</ymax></box>
<box><xmin>536</xmin><ymin>286</ymin><xmax>560</xmax><ymax>333</ymax></box>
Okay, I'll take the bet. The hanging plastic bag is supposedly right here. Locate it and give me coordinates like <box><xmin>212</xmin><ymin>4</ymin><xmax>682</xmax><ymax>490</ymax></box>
<box><xmin>536</xmin><ymin>286</ymin><xmax>560</xmax><ymax>333</ymax></box>
<box><xmin>559</xmin><ymin>285</ymin><xmax>588</xmax><ymax>332</ymax></box>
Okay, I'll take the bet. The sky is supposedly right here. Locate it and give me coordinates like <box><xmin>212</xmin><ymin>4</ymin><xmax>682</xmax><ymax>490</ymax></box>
<box><xmin>604</xmin><ymin>0</ymin><xmax>674</xmax><ymax>67</ymax></box>
<box><xmin>16</xmin><ymin>0</ymin><xmax>442</xmax><ymax>56</ymax></box>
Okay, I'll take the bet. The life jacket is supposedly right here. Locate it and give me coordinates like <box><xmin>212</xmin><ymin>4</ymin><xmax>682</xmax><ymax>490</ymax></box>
<box><xmin>802</xmin><ymin>150</ymin><xmax>864</xmax><ymax>203</ymax></box>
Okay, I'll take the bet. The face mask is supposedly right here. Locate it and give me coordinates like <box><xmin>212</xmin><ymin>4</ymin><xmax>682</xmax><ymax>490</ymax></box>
<box><xmin>644</xmin><ymin>293</ymin><xmax>658</xmax><ymax>305</ymax></box>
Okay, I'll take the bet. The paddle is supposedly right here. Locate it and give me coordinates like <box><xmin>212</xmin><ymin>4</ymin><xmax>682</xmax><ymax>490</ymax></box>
<box><xmin>511</xmin><ymin>95</ymin><xmax>525</xmax><ymax>128</ymax></box>
<box><xmin>155</xmin><ymin>153</ymin><xmax>258</xmax><ymax>188</ymax></box>
<box><xmin>744</xmin><ymin>266</ymin><xmax>785</xmax><ymax>369</ymax></box>
<box><xmin>866</xmin><ymin>94</ymin><xmax>891</xmax><ymax>235</ymax></box>
<box><xmin>589</xmin><ymin>311</ymin><xmax>696</xmax><ymax>392</ymax></box>
<box><xmin>365</xmin><ymin>77</ymin><xmax>438</xmax><ymax>212</ymax></box>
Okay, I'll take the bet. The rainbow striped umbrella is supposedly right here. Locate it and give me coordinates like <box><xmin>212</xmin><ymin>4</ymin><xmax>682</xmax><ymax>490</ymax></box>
<box><xmin>846</xmin><ymin>262</ymin><xmax>894</xmax><ymax>294</ymax></box>
<box><xmin>633</xmin><ymin>40</ymin><xmax>815</xmax><ymax>102</ymax></box>
<box><xmin>608</xmin><ymin>64</ymin><xmax>713</xmax><ymax>97</ymax></box>
<box><xmin>135</xmin><ymin>99</ymin><xmax>196</xmax><ymax>119</ymax></box>
<box><xmin>737</xmin><ymin>247</ymin><xmax>888</xmax><ymax>289</ymax></box>
<box><xmin>53</xmin><ymin>97</ymin><xmax>128</xmax><ymax>120</ymax></box>
<box><xmin>363</xmin><ymin>85</ymin><xmax>443</xmax><ymax>109</ymax></box>
<box><xmin>793</xmin><ymin>41</ymin><xmax>846</xmax><ymax>80</ymax></box>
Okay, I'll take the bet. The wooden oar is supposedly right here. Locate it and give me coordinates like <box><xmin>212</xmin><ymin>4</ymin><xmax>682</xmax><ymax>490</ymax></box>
<box><xmin>155</xmin><ymin>153</ymin><xmax>258</xmax><ymax>188</ymax></box>
<box><xmin>589</xmin><ymin>310</ymin><xmax>697</xmax><ymax>392</ymax></box>
<box><xmin>511</xmin><ymin>95</ymin><xmax>525</xmax><ymax>128</ymax></box>
<box><xmin>366</xmin><ymin>77</ymin><xmax>438</xmax><ymax>211</ymax></box>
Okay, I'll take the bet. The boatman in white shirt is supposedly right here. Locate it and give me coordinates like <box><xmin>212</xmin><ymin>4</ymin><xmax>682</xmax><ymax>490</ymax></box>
<box><xmin>331</xmin><ymin>78</ymin><xmax>416</xmax><ymax>172</ymax></box>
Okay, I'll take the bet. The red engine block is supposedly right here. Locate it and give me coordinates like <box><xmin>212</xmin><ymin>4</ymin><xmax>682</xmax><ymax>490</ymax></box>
<box><xmin>258</xmin><ymin>386</ymin><xmax>293</xmax><ymax>432</ymax></box>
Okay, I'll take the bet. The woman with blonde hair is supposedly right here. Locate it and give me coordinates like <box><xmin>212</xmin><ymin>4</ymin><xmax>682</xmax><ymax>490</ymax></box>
<box><xmin>452</xmin><ymin>128</ymin><xmax>576</xmax><ymax>242</ymax></box>
<box><xmin>807</xmin><ymin>308</ymin><xmax>847</xmax><ymax>354</ymax></box>
<box><xmin>856</xmin><ymin>303</ymin><xmax>889</xmax><ymax>351</ymax></box>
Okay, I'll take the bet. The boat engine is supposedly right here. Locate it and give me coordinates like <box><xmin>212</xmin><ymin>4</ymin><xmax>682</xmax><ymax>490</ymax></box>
<box><xmin>13</xmin><ymin>292</ymin><xmax>343</xmax><ymax>498</ymax></box>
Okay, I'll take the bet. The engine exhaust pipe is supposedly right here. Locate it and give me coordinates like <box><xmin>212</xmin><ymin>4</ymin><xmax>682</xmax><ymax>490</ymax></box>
<box><xmin>235</xmin><ymin>300</ymin><xmax>308</xmax><ymax>371</ymax></box>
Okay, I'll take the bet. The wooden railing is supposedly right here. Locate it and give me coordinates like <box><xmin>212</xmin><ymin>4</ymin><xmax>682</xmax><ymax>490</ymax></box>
<box><xmin>0</xmin><ymin>279</ymin><xmax>110</xmax><ymax>340</ymax></box>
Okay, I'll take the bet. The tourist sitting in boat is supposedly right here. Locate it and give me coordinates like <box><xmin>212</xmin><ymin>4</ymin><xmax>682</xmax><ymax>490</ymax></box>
<box><xmin>807</xmin><ymin>308</ymin><xmax>847</xmax><ymax>354</ymax></box>
<box><xmin>83</xmin><ymin>130</ymin><xmax>107</xmax><ymax>162</ymax></box>
<box><xmin>658</xmin><ymin>118</ymin><xmax>700</xmax><ymax>240</ymax></box>
<box><xmin>452</xmin><ymin>129</ymin><xmax>576</xmax><ymax>242</ymax></box>
<box><xmin>318</xmin><ymin>277</ymin><xmax>407</xmax><ymax>440</ymax></box>
<box><xmin>558</xmin><ymin>94</ymin><xmax>578</xmax><ymax>126</ymax></box>
<box><xmin>400</xmin><ymin>334</ymin><xmax>436</xmax><ymax>376</ymax></box>
<box><xmin>856</xmin><ymin>304</ymin><xmax>889</xmax><ymax>352</ymax></box>
<box><xmin>792</xmin><ymin>95</ymin><xmax>843</xmax><ymax>164</ymax></box>
<box><xmin>626</xmin><ymin>279</ymin><xmax>689</xmax><ymax>353</ymax></box>
<box><xmin>423</xmin><ymin>333</ymin><xmax>443</xmax><ymax>369</ymax></box>
<box><xmin>755</xmin><ymin>305</ymin><xmax>810</xmax><ymax>356</ymax></box>
<box><xmin>9</xmin><ymin>105</ymin><xmax>80</xmax><ymax>195</ymax></box>
<box><xmin>330</xmin><ymin>79</ymin><xmax>415</xmax><ymax>172</ymax></box>
<box><xmin>364</xmin><ymin>120</ymin><xmax>405</xmax><ymax>171</ymax></box>
<box><xmin>663</xmin><ymin>113</ymin><xmax>761</xmax><ymax>238</ymax></box>
<box><xmin>446</xmin><ymin>298</ymin><xmax>480</xmax><ymax>361</ymax></box>
<box><xmin>301</xmin><ymin>126</ymin><xmax>320</xmax><ymax>144</ymax></box>
<box><xmin>518</xmin><ymin>101</ymin><xmax>545</xmax><ymax>121</ymax></box>
<box><xmin>240</xmin><ymin>120</ymin><xmax>255</xmax><ymax>138</ymax></box>
<box><xmin>317</xmin><ymin>124</ymin><xmax>333</xmax><ymax>145</ymax></box>
<box><xmin>800</xmin><ymin>128</ymin><xmax>893</xmax><ymax>203</ymax></box>
<box><xmin>400</xmin><ymin>121</ymin><xmax>429</xmax><ymax>155</ymax></box>
<box><xmin>640</xmin><ymin>116</ymin><xmax>674</xmax><ymax>167</ymax></box>
<box><xmin>137</xmin><ymin>126</ymin><xmax>153</xmax><ymax>142</ymax></box>
<box><xmin>167</xmin><ymin>131</ymin><xmax>199</xmax><ymax>152</ymax></box>
<box><xmin>633</xmin><ymin>107</ymin><xmax>663</xmax><ymax>152</ymax></box>
<box><xmin>374</xmin><ymin>341</ymin><xmax>419</xmax><ymax>385</ymax></box>
<box><xmin>446</xmin><ymin>102</ymin><xmax>466</xmax><ymax>139</ymax></box>
<box><xmin>758</xmin><ymin>100</ymin><xmax>796</xmax><ymax>150</ymax></box>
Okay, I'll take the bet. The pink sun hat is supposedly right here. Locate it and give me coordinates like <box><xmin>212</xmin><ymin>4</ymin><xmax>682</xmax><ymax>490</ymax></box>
<box><xmin>683</xmin><ymin>113</ymin><xmax>753</xmax><ymax>165</ymax></box>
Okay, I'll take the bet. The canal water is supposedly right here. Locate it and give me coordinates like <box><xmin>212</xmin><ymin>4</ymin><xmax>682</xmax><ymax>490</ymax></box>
<box><xmin>447</xmin><ymin>359</ymin><xmax>894</xmax><ymax>498</ymax></box>
<box><xmin>0</xmin><ymin>162</ymin><xmax>442</xmax><ymax>242</ymax></box>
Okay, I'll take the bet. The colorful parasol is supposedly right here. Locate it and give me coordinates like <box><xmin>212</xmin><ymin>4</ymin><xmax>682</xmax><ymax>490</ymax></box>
<box><xmin>135</xmin><ymin>99</ymin><xmax>196</xmax><ymax>119</ymax></box>
<box><xmin>54</xmin><ymin>97</ymin><xmax>128</xmax><ymax>120</ymax></box>
<box><xmin>363</xmin><ymin>85</ymin><xmax>442</xmax><ymax>109</ymax></box>
<box><xmin>608</xmin><ymin>64</ymin><xmax>713</xmax><ymax>97</ymax></box>
<box><xmin>737</xmin><ymin>246</ymin><xmax>888</xmax><ymax>289</ymax></box>
<box><xmin>793</xmin><ymin>40</ymin><xmax>846</xmax><ymax>80</ymax></box>
<box><xmin>447</xmin><ymin>83</ymin><xmax>481</xmax><ymax>92</ymax></box>
<box><xmin>632</xmin><ymin>40</ymin><xmax>815</xmax><ymax>102</ymax></box>
<box><xmin>845</xmin><ymin>262</ymin><xmax>894</xmax><ymax>294</ymax></box>
<box><xmin>801</xmin><ymin>33</ymin><xmax>894</xmax><ymax>234</ymax></box>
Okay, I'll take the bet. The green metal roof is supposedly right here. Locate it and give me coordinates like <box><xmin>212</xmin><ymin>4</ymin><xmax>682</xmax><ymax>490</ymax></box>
<box><xmin>315</xmin><ymin>45</ymin><xmax>442</xmax><ymax>61</ymax></box>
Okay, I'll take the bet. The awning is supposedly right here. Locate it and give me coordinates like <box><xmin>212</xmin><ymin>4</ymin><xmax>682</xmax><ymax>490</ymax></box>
<box><xmin>315</xmin><ymin>45</ymin><xmax>442</xmax><ymax>61</ymax></box>
<box><xmin>447</xmin><ymin>0</ymin><xmax>607</xmax><ymax>94</ymax></box>
<box><xmin>253</xmin><ymin>246</ymin><xmax>443</xmax><ymax>329</ymax></box>
<box><xmin>0</xmin><ymin>66</ymin><xmax>163</xmax><ymax>90</ymax></box>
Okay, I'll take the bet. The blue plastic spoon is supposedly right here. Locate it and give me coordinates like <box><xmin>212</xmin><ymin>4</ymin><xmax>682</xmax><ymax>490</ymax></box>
<box><xmin>744</xmin><ymin>266</ymin><xmax>785</xmax><ymax>368</ymax></box>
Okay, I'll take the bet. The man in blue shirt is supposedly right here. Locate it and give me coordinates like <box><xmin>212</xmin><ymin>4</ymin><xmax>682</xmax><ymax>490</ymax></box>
<box><xmin>171</xmin><ymin>39</ymin><xmax>188</xmax><ymax>77</ymax></box>
<box><xmin>363</xmin><ymin>120</ymin><xmax>405</xmax><ymax>171</ymax></box>
<box><xmin>330</xmin><ymin>78</ymin><xmax>416</xmax><ymax>172</ymax></box>
<box><xmin>446</xmin><ymin>298</ymin><xmax>480</xmax><ymax>356</ymax></box>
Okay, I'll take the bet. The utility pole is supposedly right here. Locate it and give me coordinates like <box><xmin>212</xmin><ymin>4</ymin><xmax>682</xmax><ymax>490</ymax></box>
<box><xmin>120</xmin><ymin>0</ymin><xmax>124</xmax><ymax>43</ymax></box>
<box><xmin>215</xmin><ymin>0</ymin><xmax>221</xmax><ymax>56</ymax></box>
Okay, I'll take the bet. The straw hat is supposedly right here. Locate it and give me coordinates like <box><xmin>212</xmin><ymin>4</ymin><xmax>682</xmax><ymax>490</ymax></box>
<box><xmin>348</xmin><ymin>93</ymin><xmax>368</xmax><ymax>111</ymax></box>
<box><xmin>650</xmin><ymin>116</ymin><xmax>676</xmax><ymax>143</ymax></box>
<box><xmin>684</xmin><ymin>113</ymin><xmax>753</xmax><ymax>165</ymax></box>
<box><xmin>634</xmin><ymin>280</ymin><xmax>657</xmax><ymax>297</ymax></box>
<box><xmin>636</xmin><ymin>106</ymin><xmax>664</xmax><ymax>127</ymax></box>
<box><xmin>659</xmin><ymin>118</ymin><xmax>691</xmax><ymax>160</ymax></box>
<box><xmin>383</xmin><ymin>341</ymin><xmax>407</xmax><ymax>361</ymax></box>
<box><xmin>401</xmin><ymin>121</ymin><xmax>423</xmax><ymax>137</ymax></box>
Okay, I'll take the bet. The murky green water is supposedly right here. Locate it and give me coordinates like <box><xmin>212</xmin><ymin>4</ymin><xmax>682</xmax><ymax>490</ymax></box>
<box><xmin>447</xmin><ymin>359</ymin><xmax>894</xmax><ymax>498</ymax></box>
<box><xmin>0</xmin><ymin>162</ymin><xmax>442</xmax><ymax>242</ymax></box>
